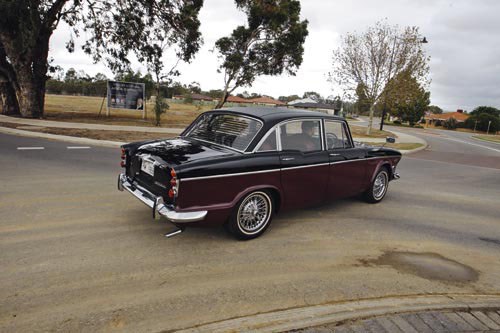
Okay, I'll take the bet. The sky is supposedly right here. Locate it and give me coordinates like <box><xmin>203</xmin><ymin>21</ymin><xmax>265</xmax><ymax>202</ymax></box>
<box><xmin>49</xmin><ymin>0</ymin><xmax>500</xmax><ymax>112</ymax></box>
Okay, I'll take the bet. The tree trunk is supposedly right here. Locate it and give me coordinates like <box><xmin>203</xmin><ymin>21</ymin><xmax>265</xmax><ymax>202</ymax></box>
<box><xmin>16</xmin><ymin>73</ymin><xmax>46</xmax><ymax>118</ymax></box>
<box><xmin>0</xmin><ymin>79</ymin><xmax>20</xmax><ymax>116</ymax></box>
<box><xmin>215</xmin><ymin>89</ymin><xmax>229</xmax><ymax>109</ymax></box>
<box><xmin>366</xmin><ymin>103</ymin><xmax>375</xmax><ymax>135</ymax></box>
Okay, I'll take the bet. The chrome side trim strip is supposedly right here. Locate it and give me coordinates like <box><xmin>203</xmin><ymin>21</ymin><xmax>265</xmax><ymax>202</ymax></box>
<box><xmin>281</xmin><ymin>162</ymin><xmax>330</xmax><ymax>171</ymax></box>
<box><xmin>180</xmin><ymin>156</ymin><xmax>393</xmax><ymax>182</ymax></box>
<box><xmin>182</xmin><ymin>168</ymin><xmax>281</xmax><ymax>181</ymax></box>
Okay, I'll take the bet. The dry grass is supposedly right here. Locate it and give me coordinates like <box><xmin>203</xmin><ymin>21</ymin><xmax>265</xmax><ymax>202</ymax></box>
<box><xmin>43</xmin><ymin>94</ymin><xmax>211</xmax><ymax>128</ymax></box>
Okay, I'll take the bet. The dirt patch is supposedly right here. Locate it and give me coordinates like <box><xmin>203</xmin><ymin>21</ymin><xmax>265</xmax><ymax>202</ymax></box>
<box><xmin>362</xmin><ymin>251</ymin><xmax>479</xmax><ymax>283</ymax></box>
<box><xmin>350</xmin><ymin>125</ymin><xmax>396</xmax><ymax>139</ymax></box>
<box><xmin>359</xmin><ymin>142</ymin><xmax>424</xmax><ymax>150</ymax></box>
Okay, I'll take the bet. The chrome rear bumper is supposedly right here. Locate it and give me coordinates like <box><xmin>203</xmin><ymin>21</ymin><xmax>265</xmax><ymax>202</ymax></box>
<box><xmin>117</xmin><ymin>173</ymin><xmax>207</xmax><ymax>223</ymax></box>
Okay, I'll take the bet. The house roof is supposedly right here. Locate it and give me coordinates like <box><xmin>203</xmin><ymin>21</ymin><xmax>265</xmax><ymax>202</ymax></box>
<box><xmin>426</xmin><ymin>111</ymin><xmax>469</xmax><ymax>121</ymax></box>
<box><xmin>247</xmin><ymin>96</ymin><xmax>286</xmax><ymax>105</ymax></box>
<box><xmin>226</xmin><ymin>95</ymin><xmax>248</xmax><ymax>103</ymax></box>
<box><xmin>190</xmin><ymin>94</ymin><xmax>215</xmax><ymax>101</ymax></box>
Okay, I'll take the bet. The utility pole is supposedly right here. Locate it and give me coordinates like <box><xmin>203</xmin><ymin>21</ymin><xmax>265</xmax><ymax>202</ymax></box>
<box><xmin>487</xmin><ymin>120</ymin><xmax>492</xmax><ymax>135</ymax></box>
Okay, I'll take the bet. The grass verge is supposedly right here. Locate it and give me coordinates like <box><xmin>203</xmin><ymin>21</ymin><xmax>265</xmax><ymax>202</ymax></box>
<box><xmin>0</xmin><ymin>122</ymin><xmax>173</xmax><ymax>142</ymax></box>
<box><xmin>472</xmin><ymin>135</ymin><xmax>500</xmax><ymax>143</ymax></box>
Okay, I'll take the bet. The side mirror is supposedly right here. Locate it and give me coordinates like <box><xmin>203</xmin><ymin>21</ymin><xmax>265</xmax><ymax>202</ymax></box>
<box><xmin>386</xmin><ymin>137</ymin><xmax>396</xmax><ymax>144</ymax></box>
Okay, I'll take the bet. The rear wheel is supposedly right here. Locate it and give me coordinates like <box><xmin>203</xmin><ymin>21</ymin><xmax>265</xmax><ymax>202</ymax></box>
<box><xmin>226</xmin><ymin>190</ymin><xmax>273</xmax><ymax>240</ymax></box>
<box><xmin>363</xmin><ymin>168</ymin><xmax>389</xmax><ymax>203</ymax></box>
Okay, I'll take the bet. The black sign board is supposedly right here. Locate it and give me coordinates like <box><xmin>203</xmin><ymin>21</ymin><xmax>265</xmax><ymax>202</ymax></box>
<box><xmin>107</xmin><ymin>81</ymin><xmax>145</xmax><ymax>110</ymax></box>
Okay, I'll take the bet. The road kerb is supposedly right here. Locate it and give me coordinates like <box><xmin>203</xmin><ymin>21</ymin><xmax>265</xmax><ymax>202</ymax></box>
<box><xmin>175</xmin><ymin>294</ymin><xmax>500</xmax><ymax>333</ymax></box>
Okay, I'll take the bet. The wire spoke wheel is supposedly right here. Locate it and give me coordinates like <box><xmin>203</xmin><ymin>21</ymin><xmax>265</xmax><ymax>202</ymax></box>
<box><xmin>237</xmin><ymin>192</ymin><xmax>271</xmax><ymax>235</ymax></box>
<box><xmin>373</xmin><ymin>171</ymin><xmax>388</xmax><ymax>200</ymax></box>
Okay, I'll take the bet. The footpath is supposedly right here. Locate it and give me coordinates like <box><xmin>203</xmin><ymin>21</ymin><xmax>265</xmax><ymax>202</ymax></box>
<box><xmin>0</xmin><ymin>114</ymin><xmax>427</xmax><ymax>154</ymax></box>
<box><xmin>176</xmin><ymin>294</ymin><xmax>500</xmax><ymax>333</ymax></box>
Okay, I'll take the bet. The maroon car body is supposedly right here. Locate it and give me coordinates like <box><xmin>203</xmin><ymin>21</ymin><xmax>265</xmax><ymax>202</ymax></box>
<box><xmin>118</xmin><ymin>107</ymin><xmax>401</xmax><ymax>239</ymax></box>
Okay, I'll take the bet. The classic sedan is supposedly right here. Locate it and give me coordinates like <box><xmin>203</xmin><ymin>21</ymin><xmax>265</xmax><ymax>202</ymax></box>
<box><xmin>118</xmin><ymin>107</ymin><xmax>401</xmax><ymax>239</ymax></box>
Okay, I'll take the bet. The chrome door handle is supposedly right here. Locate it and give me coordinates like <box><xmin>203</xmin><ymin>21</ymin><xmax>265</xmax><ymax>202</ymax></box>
<box><xmin>281</xmin><ymin>157</ymin><xmax>295</xmax><ymax>161</ymax></box>
<box><xmin>329</xmin><ymin>153</ymin><xmax>340</xmax><ymax>156</ymax></box>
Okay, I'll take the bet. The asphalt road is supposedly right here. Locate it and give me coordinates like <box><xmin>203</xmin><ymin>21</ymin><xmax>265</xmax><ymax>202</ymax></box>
<box><xmin>1</xmin><ymin>128</ymin><xmax>500</xmax><ymax>332</ymax></box>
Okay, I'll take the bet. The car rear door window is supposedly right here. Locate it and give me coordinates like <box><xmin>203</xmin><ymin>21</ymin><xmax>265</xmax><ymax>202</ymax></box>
<box><xmin>256</xmin><ymin>128</ymin><xmax>277</xmax><ymax>152</ymax></box>
<box><xmin>279</xmin><ymin>120</ymin><xmax>322</xmax><ymax>152</ymax></box>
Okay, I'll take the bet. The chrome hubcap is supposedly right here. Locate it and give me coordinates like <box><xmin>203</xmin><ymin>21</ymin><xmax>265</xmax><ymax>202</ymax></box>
<box><xmin>237</xmin><ymin>193</ymin><xmax>270</xmax><ymax>233</ymax></box>
<box><xmin>373</xmin><ymin>172</ymin><xmax>388</xmax><ymax>200</ymax></box>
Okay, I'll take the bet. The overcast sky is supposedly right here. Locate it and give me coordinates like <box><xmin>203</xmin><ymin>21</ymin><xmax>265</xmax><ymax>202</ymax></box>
<box><xmin>49</xmin><ymin>0</ymin><xmax>500</xmax><ymax>111</ymax></box>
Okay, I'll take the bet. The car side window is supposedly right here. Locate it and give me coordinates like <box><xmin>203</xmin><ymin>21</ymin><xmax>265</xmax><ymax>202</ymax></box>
<box><xmin>325</xmin><ymin>121</ymin><xmax>352</xmax><ymax>149</ymax></box>
<box><xmin>279</xmin><ymin>120</ymin><xmax>322</xmax><ymax>152</ymax></box>
<box><xmin>256</xmin><ymin>128</ymin><xmax>277</xmax><ymax>152</ymax></box>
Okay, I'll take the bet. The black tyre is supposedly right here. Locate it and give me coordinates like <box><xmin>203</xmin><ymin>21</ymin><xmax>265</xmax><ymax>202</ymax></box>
<box><xmin>363</xmin><ymin>168</ymin><xmax>389</xmax><ymax>203</ymax></box>
<box><xmin>226</xmin><ymin>190</ymin><xmax>274</xmax><ymax>240</ymax></box>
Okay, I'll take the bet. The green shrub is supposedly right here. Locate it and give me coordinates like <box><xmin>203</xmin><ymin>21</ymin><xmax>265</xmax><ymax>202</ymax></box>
<box><xmin>443</xmin><ymin>117</ymin><xmax>458</xmax><ymax>129</ymax></box>
<box><xmin>413</xmin><ymin>124</ymin><xmax>423</xmax><ymax>128</ymax></box>
<box><xmin>393</xmin><ymin>120</ymin><xmax>402</xmax><ymax>125</ymax></box>
<box><xmin>465</xmin><ymin>113</ymin><xmax>500</xmax><ymax>132</ymax></box>
<box><xmin>434</xmin><ymin>120</ymin><xmax>442</xmax><ymax>127</ymax></box>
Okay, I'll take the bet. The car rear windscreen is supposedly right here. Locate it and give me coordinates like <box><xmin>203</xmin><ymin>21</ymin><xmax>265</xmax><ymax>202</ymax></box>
<box><xmin>186</xmin><ymin>113</ymin><xmax>262</xmax><ymax>152</ymax></box>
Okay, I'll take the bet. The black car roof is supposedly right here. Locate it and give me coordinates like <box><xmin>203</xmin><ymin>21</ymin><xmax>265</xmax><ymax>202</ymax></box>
<box><xmin>209</xmin><ymin>106</ymin><xmax>345</xmax><ymax>122</ymax></box>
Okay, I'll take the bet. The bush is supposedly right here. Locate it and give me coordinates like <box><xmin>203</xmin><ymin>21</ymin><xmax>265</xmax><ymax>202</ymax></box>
<box><xmin>443</xmin><ymin>117</ymin><xmax>458</xmax><ymax>130</ymax></box>
<box><xmin>413</xmin><ymin>124</ymin><xmax>423</xmax><ymax>128</ymax></box>
<box><xmin>393</xmin><ymin>120</ymin><xmax>402</xmax><ymax>125</ymax></box>
<box><xmin>456</xmin><ymin>122</ymin><xmax>466</xmax><ymax>128</ymax></box>
<box><xmin>434</xmin><ymin>120</ymin><xmax>442</xmax><ymax>127</ymax></box>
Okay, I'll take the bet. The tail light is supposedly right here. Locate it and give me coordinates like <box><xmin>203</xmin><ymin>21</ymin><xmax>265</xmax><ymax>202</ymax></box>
<box><xmin>120</xmin><ymin>148</ymin><xmax>126</xmax><ymax>167</ymax></box>
<box><xmin>168</xmin><ymin>168</ymin><xmax>178</xmax><ymax>199</ymax></box>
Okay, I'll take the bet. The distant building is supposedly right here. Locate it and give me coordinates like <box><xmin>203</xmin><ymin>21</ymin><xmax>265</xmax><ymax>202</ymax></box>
<box><xmin>226</xmin><ymin>95</ymin><xmax>249</xmax><ymax>104</ymax></box>
<box><xmin>190</xmin><ymin>94</ymin><xmax>216</xmax><ymax>102</ymax></box>
<box><xmin>247</xmin><ymin>96</ymin><xmax>286</xmax><ymax>106</ymax></box>
<box><xmin>289</xmin><ymin>102</ymin><xmax>340</xmax><ymax>116</ymax></box>
<box><xmin>425</xmin><ymin>109</ymin><xmax>469</xmax><ymax>124</ymax></box>
<box><xmin>287</xmin><ymin>97</ymin><xmax>318</xmax><ymax>105</ymax></box>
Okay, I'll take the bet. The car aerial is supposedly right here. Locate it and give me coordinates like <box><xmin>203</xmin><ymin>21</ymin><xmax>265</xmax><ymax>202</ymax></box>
<box><xmin>118</xmin><ymin>107</ymin><xmax>402</xmax><ymax>240</ymax></box>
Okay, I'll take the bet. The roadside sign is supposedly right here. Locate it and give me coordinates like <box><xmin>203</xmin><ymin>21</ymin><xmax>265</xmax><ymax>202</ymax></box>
<box><xmin>106</xmin><ymin>81</ymin><xmax>146</xmax><ymax>118</ymax></box>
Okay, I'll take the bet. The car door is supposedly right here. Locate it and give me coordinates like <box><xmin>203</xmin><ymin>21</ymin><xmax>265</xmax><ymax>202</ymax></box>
<box><xmin>278</xmin><ymin>119</ymin><xmax>329</xmax><ymax>209</ymax></box>
<box><xmin>324</xmin><ymin>120</ymin><xmax>367</xmax><ymax>199</ymax></box>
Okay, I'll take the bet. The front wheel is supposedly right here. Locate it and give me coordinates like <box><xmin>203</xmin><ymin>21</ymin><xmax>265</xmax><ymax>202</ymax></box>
<box><xmin>226</xmin><ymin>190</ymin><xmax>274</xmax><ymax>240</ymax></box>
<box><xmin>363</xmin><ymin>169</ymin><xmax>389</xmax><ymax>203</ymax></box>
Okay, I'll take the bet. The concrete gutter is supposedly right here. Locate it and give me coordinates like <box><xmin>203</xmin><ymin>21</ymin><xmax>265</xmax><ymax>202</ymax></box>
<box><xmin>176</xmin><ymin>294</ymin><xmax>500</xmax><ymax>333</ymax></box>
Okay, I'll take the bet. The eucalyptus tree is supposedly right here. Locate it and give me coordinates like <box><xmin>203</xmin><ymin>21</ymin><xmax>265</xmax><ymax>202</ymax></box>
<box><xmin>331</xmin><ymin>21</ymin><xmax>430</xmax><ymax>134</ymax></box>
<box><xmin>0</xmin><ymin>0</ymin><xmax>203</xmax><ymax>118</ymax></box>
<box><xmin>214</xmin><ymin>0</ymin><xmax>308</xmax><ymax>109</ymax></box>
